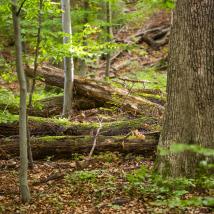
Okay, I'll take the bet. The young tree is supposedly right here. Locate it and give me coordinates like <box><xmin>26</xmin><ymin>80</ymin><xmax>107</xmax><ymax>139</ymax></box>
<box><xmin>105</xmin><ymin>0</ymin><xmax>113</xmax><ymax>78</ymax></box>
<box><xmin>157</xmin><ymin>0</ymin><xmax>214</xmax><ymax>177</ymax></box>
<box><xmin>11</xmin><ymin>0</ymin><xmax>31</xmax><ymax>202</ymax></box>
<box><xmin>61</xmin><ymin>0</ymin><xmax>74</xmax><ymax>117</ymax></box>
<box><xmin>78</xmin><ymin>0</ymin><xmax>89</xmax><ymax>77</ymax></box>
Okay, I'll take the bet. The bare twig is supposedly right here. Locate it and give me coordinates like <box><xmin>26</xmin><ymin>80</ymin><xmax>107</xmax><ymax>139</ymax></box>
<box><xmin>88</xmin><ymin>118</ymin><xmax>103</xmax><ymax>160</ymax></box>
<box><xmin>16</xmin><ymin>0</ymin><xmax>27</xmax><ymax>16</ymax></box>
<box><xmin>74</xmin><ymin>118</ymin><xmax>103</xmax><ymax>170</ymax></box>
<box><xmin>117</xmin><ymin>82</ymin><xmax>135</xmax><ymax>113</ymax></box>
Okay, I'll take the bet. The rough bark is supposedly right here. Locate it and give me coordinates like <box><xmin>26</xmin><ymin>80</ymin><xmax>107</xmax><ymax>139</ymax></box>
<box><xmin>25</xmin><ymin>65</ymin><xmax>164</xmax><ymax>117</ymax></box>
<box><xmin>61</xmin><ymin>0</ymin><xmax>74</xmax><ymax>117</ymax></box>
<box><xmin>12</xmin><ymin>0</ymin><xmax>31</xmax><ymax>203</ymax></box>
<box><xmin>0</xmin><ymin>133</ymin><xmax>159</xmax><ymax>159</ymax></box>
<box><xmin>157</xmin><ymin>0</ymin><xmax>214</xmax><ymax>177</ymax></box>
<box><xmin>0</xmin><ymin>116</ymin><xmax>158</xmax><ymax>137</ymax></box>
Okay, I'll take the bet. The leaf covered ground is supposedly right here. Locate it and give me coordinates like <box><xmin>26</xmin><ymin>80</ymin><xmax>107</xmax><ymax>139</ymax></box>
<box><xmin>0</xmin><ymin>153</ymin><xmax>213</xmax><ymax>214</ymax></box>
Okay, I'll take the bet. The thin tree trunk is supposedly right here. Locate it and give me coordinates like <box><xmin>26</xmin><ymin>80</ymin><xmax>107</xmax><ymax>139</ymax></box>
<box><xmin>27</xmin><ymin>0</ymin><xmax>43</xmax><ymax>170</ymax></box>
<box><xmin>157</xmin><ymin>0</ymin><xmax>214</xmax><ymax>177</ymax></box>
<box><xmin>105</xmin><ymin>0</ymin><xmax>113</xmax><ymax>78</ymax></box>
<box><xmin>11</xmin><ymin>0</ymin><xmax>31</xmax><ymax>203</ymax></box>
<box><xmin>28</xmin><ymin>0</ymin><xmax>43</xmax><ymax>107</ymax></box>
<box><xmin>61</xmin><ymin>0</ymin><xmax>74</xmax><ymax>117</ymax></box>
<box><xmin>78</xmin><ymin>0</ymin><xmax>89</xmax><ymax>77</ymax></box>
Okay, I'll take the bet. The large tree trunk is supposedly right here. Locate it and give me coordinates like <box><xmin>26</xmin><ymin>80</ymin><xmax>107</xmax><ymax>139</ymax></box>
<box><xmin>0</xmin><ymin>133</ymin><xmax>159</xmax><ymax>159</ymax></box>
<box><xmin>12</xmin><ymin>0</ymin><xmax>31</xmax><ymax>203</ymax></box>
<box><xmin>157</xmin><ymin>0</ymin><xmax>214</xmax><ymax>177</ymax></box>
<box><xmin>61</xmin><ymin>0</ymin><xmax>74</xmax><ymax>117</ymax></box>
<box><xmin>25</xmin><ymin>65</ymin><xmax>164</xmax><ymax>117</ymax></box>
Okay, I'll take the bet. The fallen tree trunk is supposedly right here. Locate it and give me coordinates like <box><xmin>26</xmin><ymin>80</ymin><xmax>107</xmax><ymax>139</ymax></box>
<box><xmin>105</xmin><ymin>24</ymin><xmax>170</xmax><ymax>67</ymax></box>
<box><xmin>0</xmin><ymin>116</ymin><xmax>159</xmax><ymax>137</ymax></box>
<box><xmin>0</xmin><ymin>132</ymin><xmax>160</xmax><ymax>159</ymax></box>
<box><xmin>33</xmin><ymin>95</ymin><xmax>103</xmax><ymax>116</ymax></box>
<box><xmin>133</xmin><ymin>25</ymin><xmax>170</xmax><ymax>49</ymax></box>
<box><xmin>25</xmin><ymin>65</ymin><xmax>164</xmax><ymax>117</ymax></box>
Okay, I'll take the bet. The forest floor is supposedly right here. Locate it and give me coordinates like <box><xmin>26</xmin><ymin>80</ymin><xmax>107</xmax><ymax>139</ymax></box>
<box><xmin>0</xmin><ymin>154</ymin><xmax>213</xmax><ymax>214</ymax></box>
<box><xmin>0</xmin><ymin>3</ymin><xmax>213</xmax><ymax>214</ymax></box>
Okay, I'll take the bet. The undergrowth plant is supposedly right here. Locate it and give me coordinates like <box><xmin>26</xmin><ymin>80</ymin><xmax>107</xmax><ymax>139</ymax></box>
<box><xmin>125</xmin><ymin>145</ymin><xmax>214</xmax><ymax>210</ymax></box>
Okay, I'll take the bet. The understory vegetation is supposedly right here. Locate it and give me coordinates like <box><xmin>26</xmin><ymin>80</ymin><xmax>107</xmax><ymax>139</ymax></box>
<box><xmin>0</xmin><ymin>0</ymin><xmax>213</xmax><ymax>213</ymax></box>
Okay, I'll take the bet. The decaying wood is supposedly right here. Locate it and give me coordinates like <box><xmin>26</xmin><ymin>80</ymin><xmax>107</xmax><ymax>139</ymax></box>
<box><xmin>0</xmin><ymin>132</ymin><xmax>160</xmax><ymax>159</ymax></box>
<box><xmin>34</xmin><ymin>95</ymin><xmax>103</xmax><ymax>115</ymax></box>
<box><xmin>0</xmin><ymin>116</ymin><xmax>158</xmax><ymax>137</ymax></box>
<box><xmin>133</xmin><ymin>25</ymin><xmax>170</xmax><ymax>48</ymax></box>
<box><xmin>25</xmin><ymin>65</ymin><xmax>164</xmax><ymax>116</ymax></box>
<box><xmin>106</xmin><ymin>24</ymin><xmax>170</xmax><ymax>66</ymax></box>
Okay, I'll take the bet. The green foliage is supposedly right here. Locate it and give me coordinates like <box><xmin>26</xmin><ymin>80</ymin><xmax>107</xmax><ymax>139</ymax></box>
<box><xmin>0</xmin><ymin>88</ymin><xmax>19</xmax><ymax>107</ymax></box>
<box><xmin>65</xmin><ymin>170</ymin><xmax>101</xmax><ymax>185</ymax></box>
<box><xmin>70</xmin><ymin>153</ymin><xmax>85</xmax><ymax>161</ymax></box>
<box><xmin>169</xmin><ymin>144</ymin><xmax>214</xmax><ymax>157</ymax></box>
<box><xmin>92</xmin><ymin>175</ymin><xmax>117</xmax><ymax>201</ymax></box>
<box><xmin>0</xmin><ymin>204</ymin><xmax>5</xmax><ymax>213</ymax></box>
<box><xmin>94</xmin><ymin>152</ymin><xmax>120</xmax><ymax>163</ymax></box>
<box><xmin>0</xmin><ymin>110</ymin><xmax>18</xmax><ymax>123</ymax></box>
<box><xmin>0</xmin><ymin>0</ymin><xmax>12</xmax><ymax>36</ymax></box>
<box><xmin>125</xmin><ymin>165</ymin><xmax>214</xmax><ymax>209</ymax></box>
<box><xmin>0</xmin><ymin>57</ymin><xmax>16</xmax><ymax>83</ymax></box>
<box><xmin>159</xmin><ymin>144</ymin><xmax>214</xmax><ymax>172</ymax></box>
<box><xmin>137</xmin><ymin>0</ymin><xmax>175</xmax><ymax>11</ymax></box>
<box><xmin>0</xmin><ymin>88</ymin><xmax>19</xmax><ymax>123</ymax></box>
<box><xmin>31</xmin><ymin>89</ymin><xmax>63</xmax><ymax>110</ymax></box>
<box><xmin>121</xmin><ymin>67</ymin><xmax>167</xmax><ymax>92</ymax></box>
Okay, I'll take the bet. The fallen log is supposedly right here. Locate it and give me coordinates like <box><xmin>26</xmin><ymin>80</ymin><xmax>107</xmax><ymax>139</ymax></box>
<box><xmin>33</xmin><ymin>95</ymin><xmax>103</xmax><ymax>116</ymax></box>
<box><xmin>134</xmin><ymin>25</ymin><xmax>170</xmax><ymax>48</ymax></box>
<box><xmin>0</xmin><ymin>116</ymin><xmax>158</xmax><ymax>137</ymax></box>
<box><xmin>106</xmin><ymin>24</ymin><xmax>170</xmax><ymax>67</ymax></box>
<box><xmin>25</xmin><ymin>65</ymin><xmax>164</xmax><ymax>117</ymax></box>
<box><xmin>0</xmin><ymin>132</ymin><xmax>160</xmax><ymax>159</ymax></box>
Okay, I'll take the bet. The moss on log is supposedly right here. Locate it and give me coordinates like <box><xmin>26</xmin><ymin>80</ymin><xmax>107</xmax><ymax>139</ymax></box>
<box><xmin>0</xmin><ymin>116</ymin><xmax>159</xmax><ymax>137</ymax></box>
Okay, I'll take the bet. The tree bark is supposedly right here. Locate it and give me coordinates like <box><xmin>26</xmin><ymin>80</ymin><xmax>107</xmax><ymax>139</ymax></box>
<box><xmin>157</xmin><ymin>0</ymin><xmax>214</xmax><ymax>177</ymax></box>
<box><xmin>11</xmin><ymin>0</ymin><xmax>31</xmax><ymax>203</ymax></box>
<box><xmin>61</xmin><ymin>0</ymin><xmax>74</xmax><ymax>117</ymax></box>
<box><xmin>0</xmin><ymin>133</ymin><xmax>159</xmax><ymax>159</ymax></box>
